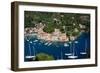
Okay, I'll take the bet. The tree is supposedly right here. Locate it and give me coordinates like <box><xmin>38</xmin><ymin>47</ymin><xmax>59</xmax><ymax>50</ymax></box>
<box><xmin>35</xmin><ymin>53</ymin><xmax>55</xmax><ymax>61</ymax></box>
<box><xmin>25</xmin><ymin>11</ymin><xmax>90</xmax><ymax>37</ymax></box>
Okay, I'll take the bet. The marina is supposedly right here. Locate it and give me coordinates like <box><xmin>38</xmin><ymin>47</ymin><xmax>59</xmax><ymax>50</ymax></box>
<box><xmin>24</xmin><ymin>32</ymin><xmax>90</xmax><ymax>61</ymax></box>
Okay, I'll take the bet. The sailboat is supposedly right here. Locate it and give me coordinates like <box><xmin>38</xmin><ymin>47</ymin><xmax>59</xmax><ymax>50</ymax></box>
<box><xmin>63</xmin><ymin>26</ymin><xmax>72</xmax><ymax>56</ymax></box>
<box><xmin>25</xmin><ymin>41</ymin><xmax>36</xmax><ymax>61</ymax></box>
<box><xmin>68</xmin><ymin>41</ymin><xmax>78</xmax><ymax>59</ymax></box>
<box><xmin>80</xmin><ymin>39</ymin><xmax>87</xmax><ymax>54</ymax></box>
<box><xmin>64</xmin><ymin>42</ymin><xmax>72</xmax><ymax>56</ymax></box>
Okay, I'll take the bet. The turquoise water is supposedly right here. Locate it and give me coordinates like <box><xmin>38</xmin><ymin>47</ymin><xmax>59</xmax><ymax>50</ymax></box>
<box><xmin>24</xmin><ymin>32</ymin><xmax>90</xmax><ymax>61</ymax></box>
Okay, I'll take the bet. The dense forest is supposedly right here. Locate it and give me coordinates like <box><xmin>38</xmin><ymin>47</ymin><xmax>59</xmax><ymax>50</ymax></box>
<box><xmin>24</xmin><ymin>11</ymin><xmax>90</xmax><ymax>37</ymax></box>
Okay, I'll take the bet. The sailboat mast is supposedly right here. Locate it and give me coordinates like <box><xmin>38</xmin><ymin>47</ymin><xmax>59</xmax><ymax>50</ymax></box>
<box><xmin>72</xmin><ymin>42</ymin><xmax>75</xmax><ymax>56</ymax></box>
<box><xmin>33</xmin><ymin>46</ymin><xmax>36</xmax><ymax>56</ymax></box>
<box><xmin>29</xmin><ymin>43</ymin><xmax>32</xmax><ymax>56</ymax></box>
<box><xmin>85</xmin><ymin>39</ymin><xmax>87</xmax><ymax>52</ymax></box>
<box><xmin>61</xmin><ymin>48</ymin><xmax>63</xmax><ymax>59</ymax></box>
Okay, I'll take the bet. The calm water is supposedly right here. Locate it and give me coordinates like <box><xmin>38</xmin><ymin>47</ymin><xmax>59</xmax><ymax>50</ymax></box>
<box><xmin>24</xmin><ymin>32</ymin><xmax>90</xmax><ymax>61</ymax></box>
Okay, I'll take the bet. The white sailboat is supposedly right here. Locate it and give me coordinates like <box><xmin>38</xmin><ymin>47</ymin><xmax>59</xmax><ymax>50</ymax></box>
<box><xmin>25</xmin><ymin>41</ymin><xmax>36</xmax><ymax>60</ymax></box>
<box><xmin>63</xmin><ymin>26</ymin><xmax>72</xmax><ymax>56</ymax></box>
<box><xmin>64</xmin><ymin>42</ymin><xmax>72</xmax><ymax>56</ymax></box>
<box><xmin>68</xmin><ymin>41</ymin><xmax>78</xmax><ymax>59</ymax></box>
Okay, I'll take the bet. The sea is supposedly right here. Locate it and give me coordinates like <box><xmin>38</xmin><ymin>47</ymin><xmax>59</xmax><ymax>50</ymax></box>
<box><xmin>24</xmin><ymin>32</ymin><xmax>90</xmax><ymax>61</ymax></box>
